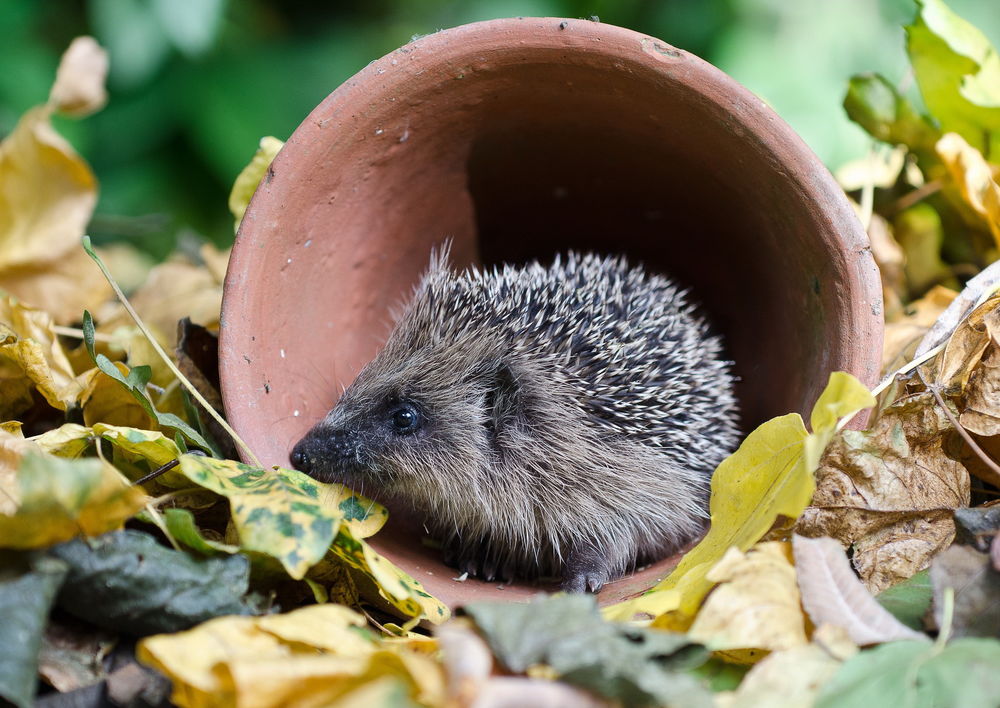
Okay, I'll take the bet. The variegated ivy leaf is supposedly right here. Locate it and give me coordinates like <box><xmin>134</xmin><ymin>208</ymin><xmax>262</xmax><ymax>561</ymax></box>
<box><xmin>330</xmin><ymin>529</ymin><xmax>449</xmax><ymax>624</ymax></box>
<box><xmin>176</xmin><ymin>455</ymin><xmax>337</xmax><ymax>579</ymax></box>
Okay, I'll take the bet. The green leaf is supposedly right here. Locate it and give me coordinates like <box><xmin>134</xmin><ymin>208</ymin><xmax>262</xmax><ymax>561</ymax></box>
<box><xmin>162</xmin><ymin>508</ymin><xmax>239</xmax><ymax>556</ymax></box>
<box><xmin>816</xmin><ymin>638</ymin><xmax>1000</xmax><ymax>708</ymax></box>
<box><xmin>876</xmin><ymin>569</ymin><xmax>933</xmax><ymax>631</ymax></box>
<box><xmin>843</xmin><ymin>73</ymin><xmax>941</xmax><ymax>165</ymax></box>
<box><xmin>48</xmin><ymin>529</ymin><xmax>257</xmax><ymax>636</ymax></box>
<box><xmin>464</xmin><ymin>594</ymin><xmax>712</xmax><ymax>708</ymax></box>
<box><xmin>80</xmin><ymin>310</ymin><xmax>215</xmax><ymax>454</ymax></box>
<box><xmin>0</xmin><ymin>555</ymin><xmax>68</xmax><ymax>708</ymax></box>
<box><xmin>906</xmin><ymin>0</ymin><xmax>1000</xmax><ymax>155</ymax></box>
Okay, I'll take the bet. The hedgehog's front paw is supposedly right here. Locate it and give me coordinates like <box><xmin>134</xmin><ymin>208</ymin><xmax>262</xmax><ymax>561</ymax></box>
<box><xmin>562</xmin><ymin>544</ymin><xmax>616</xmax><ymax>593</ymax></box>
<box><xmin>442</xmin><ymin>536</ymin><xmax>514</xmax><ymax>584</ymax></box>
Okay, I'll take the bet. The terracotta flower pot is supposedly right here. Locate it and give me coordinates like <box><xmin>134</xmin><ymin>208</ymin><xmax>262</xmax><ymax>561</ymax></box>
<box><xmin>220</xmin><ymin>17</ymin><xmax>883</xmax><ymax>608</ymax></box>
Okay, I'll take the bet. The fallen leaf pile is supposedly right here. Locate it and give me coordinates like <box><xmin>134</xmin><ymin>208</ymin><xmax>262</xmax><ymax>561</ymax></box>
<box><xmin>3</xmin><ymin>1</ymin><xmax>1000</xmax><ymax>706</ymax></box>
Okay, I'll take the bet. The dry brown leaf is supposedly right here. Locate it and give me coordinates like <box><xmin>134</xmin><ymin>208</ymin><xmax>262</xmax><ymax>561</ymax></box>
<box><xmin>933</xmin><ymin>293</ymin><xmax>1000</xmax><ymax>394</ymax></box>
<box><xmin>916</xmin><ymin>262</ymin><xmax>1000</xmax><ymax>357</ymax></box>
<box><xmin>959</xmin><ymin>311</ymin><xmax>1000</xmax><ymax>436</ymax></box>
<box><xmin>797</xmin><ymin>393</ymin><xmax>970</xmax><ymax>593</ymax></box>
<box><xmin>48</xmin><ymin>36</ymin><xmax>109</xmax><ymax>117</ymax></box>
<box><xmin>792</xmin><ymin>534</ymin><xmax>926</xmax><ymax>645</ymax></box>
<box><xmin>883</xmin><ymin>285</ymin><xmax>958</xmax><ymax>373</ymax></box>
<box><xmin>937</xmin><ymin>132</ymin><xmax>1000</xmax><ymax>249</ymax></box>
<box><xmin>687</xmin><ymin>542</ymin><xmax>808</xmax><ymax>653</ymax></box>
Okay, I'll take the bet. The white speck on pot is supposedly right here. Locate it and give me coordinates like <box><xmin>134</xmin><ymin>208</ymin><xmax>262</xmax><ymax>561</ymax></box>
<box><xmin>375</xmin><ymin>127</ymin><xmax>384</xmax><ymax>135</ymax></box>
<box><xmin>286</xmin><ymin>258</ymin><xmax>292</xmax><ymax>264</ymax></box>
<box><xmin>304</xmin><ymin>239</ymin><xmax>312</xmax><ymax>248</ymax></box>
<box><xmin>280</xmin><ymin>349</ymin><xmax>286</xmax><ymax>358</ymax></box>
<box><xmin>293</xmin><ymin>410</ymin><xmax>300</xmax><ymax>417</ymax></box>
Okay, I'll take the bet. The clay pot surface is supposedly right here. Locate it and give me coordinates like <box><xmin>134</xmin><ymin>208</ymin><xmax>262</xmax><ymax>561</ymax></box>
<box><xmin>221</xmin><ymin>17</ymin><xmax>883</xmax><ymax>608</ymax></box>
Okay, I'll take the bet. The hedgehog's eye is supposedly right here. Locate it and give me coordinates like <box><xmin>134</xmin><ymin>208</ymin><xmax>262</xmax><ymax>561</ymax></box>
<box><xmin>389</xmin><ymin>403</ymin><xmax>421</xmax><ymax>434</ymax></box>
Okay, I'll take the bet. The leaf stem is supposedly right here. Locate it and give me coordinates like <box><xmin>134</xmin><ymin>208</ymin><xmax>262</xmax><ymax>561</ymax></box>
<box><xmin>82</xmin><ymin>236</ymin><xmax>263</xmax><ymax>467</ymax></box>
<box><xmin>52</xmin><ymin>324</ymin><xmax>114</xmax><ymax>342</ymax></box>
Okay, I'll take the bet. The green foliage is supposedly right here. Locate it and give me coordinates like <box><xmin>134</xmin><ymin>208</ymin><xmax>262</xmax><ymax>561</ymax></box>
<box><xmin>875</xmin><ymin>569</ymin><xmax>933</xmax><ymax>631</ymax></box>
<box><xmin>82</xmin><ymin>308</ymin><xmax>215</xmax><ymax>453</ymax></box>
<box><xmin>0</xmin><ymin>555</ymin><xmax>68</xmax><ymax>708</ymax></box>
<box><xmin>816</xmin><ymin>638</ymin><xmax>1000</xmax><ymax>708</ymax></box>
<box><xmin>464</xmin><ymin>594</ymin><xmax>713</xmax><ymax>708</ymax></box>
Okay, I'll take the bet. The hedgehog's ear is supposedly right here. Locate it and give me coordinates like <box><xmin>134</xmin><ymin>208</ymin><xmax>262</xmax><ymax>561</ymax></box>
<box><xmin>484</xmin><ymin>362</ymin><xmax>520</xmax><ymax>441</ymax></box>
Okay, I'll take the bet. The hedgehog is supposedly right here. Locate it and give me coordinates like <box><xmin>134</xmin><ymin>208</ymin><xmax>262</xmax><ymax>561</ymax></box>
<box><xmin>290</xmin><ymin>248</ymin><xmax>740</xmax><ymax>592</ymax></box>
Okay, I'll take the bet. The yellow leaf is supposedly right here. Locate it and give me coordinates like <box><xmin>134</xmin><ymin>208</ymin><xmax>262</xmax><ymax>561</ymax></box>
<box><xmin>723</xmin><ymin>642</ymin><xmax>847</xmax><ymax>708</ymax></box>
<box><xmin>48</xmin><ymin>36</ymin><xmax>109</xmax><ymax>117</ymax></box>
<box><xmin>137</xmin><ymin>605</ymin><xmax>444</xmax><ymax>708</ymax></box>
<box><xmin>646</xmin><ymin>372</ymin><xmax>874</xmax><ymax>630</ymax></box>
<box><xmin>31</xmin><ymin>422</ymin><xmax>92</xmax><ymax>458</ymax></box>
<box><xmin>0</xmin><ymin>433</ymin><xmax>147</xmax><ymax>549</ymax></box>
<box><xmin>600</xmin><ymin>587</ymin><xmax>681</xmax><ymax>623</ymax></box>
<box><xmin>936</xmin><ymin>132</ymin><xmax>1000</xmax><ymax>249</ymax></box>
<box><xmin>0</xmin><ymin>37</ymin><xmax>111</xmax><ymax>323</ymax></box>
<box><xmin>229</xmin><ymin>136</ymin><xmax>284</xmax><ymax>233</ymax></box>
<box><xmin>0</xmin><ymin>297</ymin><xmax>81</xmax><ymax>418</ymax></box>
<box><xmin>688</xmin><ymin>542</ymin><xmax>807</xmax><ymax>654</ymax></box>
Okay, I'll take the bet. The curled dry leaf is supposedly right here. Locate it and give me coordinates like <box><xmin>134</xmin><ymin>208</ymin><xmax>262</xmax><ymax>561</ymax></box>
<box><xmin>916</xmin><ymin>261</ymin><xmax>1000</xmax><ymax>357</ymax></box>
<box><xmin>436</xmin><ymin>621</ymin><xmax>493</xmax><ymax>706</ymax></box>
<box><xmin>958</xmin><ymin>302</ymin><xmax>1000</xmax><ymax>436</ymax></box>
<box><xmin>688</xmin><ymin>542</ymin><xmax>808</xmax><ymax>654</ymax></box>
<box><xmin>791</xmin><ymin>534</ymin><xmax>926</xmax><ymax>645</ymax></box>
<box><xmin>797</xmin><ymin>393</ymin><xmax>971</xmax><ymax>593</ymax></box>
<box><xmin>882</xmin><ymin>285</ymin><xmax>957</xmax><ymax>373</ymax></box>
<box><xmin>0</xmin><ymin>40</ymin><xmax>111</xmax><ymax>323</ymax></box>
<box><xmin>48</xmin><ymin>37</ymin><xmax>109</xmax><ymax>117</ymax></box>
<box><xmin>0</xmin><ymin>297</ymin><xmax>82</xmax><ymax>419</ymax></box>
<box><xmin>931</xmin><ymin>292</ymin><xmax>1000</xmax><ymax>394</ymax></box>
<box><xmin>936</xmin><ymin>133</ymin><xmax>1000</xmax><ymax>248</ymax></box>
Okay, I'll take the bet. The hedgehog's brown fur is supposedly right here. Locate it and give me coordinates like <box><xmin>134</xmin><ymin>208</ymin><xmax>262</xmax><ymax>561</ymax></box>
<box><xmin>291</xmin><ymin>248</ymin><xmax>739</xmax><ymax>592</ymax></box>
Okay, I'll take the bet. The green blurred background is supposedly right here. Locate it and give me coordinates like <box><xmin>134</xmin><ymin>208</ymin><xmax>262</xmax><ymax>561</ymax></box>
<box><xmin>2</xmin><ymin>0</ymin><xmax>998</xmax><ymax>260</ymax></box>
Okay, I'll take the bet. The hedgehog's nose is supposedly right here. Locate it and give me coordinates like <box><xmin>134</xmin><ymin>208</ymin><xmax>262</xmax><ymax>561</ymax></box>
<box><xmin>289</xmin><ymin>442</ymin><xmax>312</xmax><ymax>473</ymax></box>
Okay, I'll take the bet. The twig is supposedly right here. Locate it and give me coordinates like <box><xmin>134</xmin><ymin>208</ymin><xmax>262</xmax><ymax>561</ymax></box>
<box><xmin>884</xmin><ymin>179</ymin><xmax>943</xmax><ymax>216</ymax></box>
<box><xmin>917</xmin><ymin>369</ymin><xmax>1000</xmax><ymax>488</ymax></box>
<box><xmin>133</xmin><ymin>458</ymin><xmax>180</xmax><ymax>486</ymax></box>
<box><xmin>82</xmin><ymin>236</ymin><xmax>262</xmax><ymax>467</ymax></box>
<box><xmin>52</xmin><ymin>325</ymin><xmax>114</xmax><ymax>342</ymax></box>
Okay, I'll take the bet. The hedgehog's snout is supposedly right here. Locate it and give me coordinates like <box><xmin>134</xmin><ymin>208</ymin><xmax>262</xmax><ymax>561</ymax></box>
<box><xmin>290</xmin><ymin>427</ymin><xmax>362</xmax><ymax>481</ymax></box>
